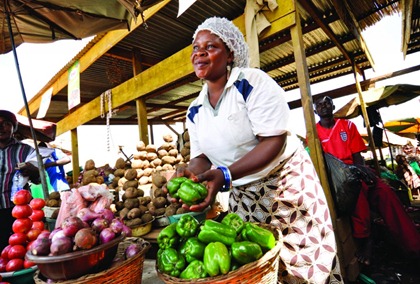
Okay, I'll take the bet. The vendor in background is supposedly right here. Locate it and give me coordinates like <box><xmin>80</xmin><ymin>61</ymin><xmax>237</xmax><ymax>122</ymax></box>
<box><xmin>314</xmin><ymin>96</ymin><xmax>420</xmax><ymax>265</ymax></box>
<box><xmin>169</xmin><ymin>17</ymin><xmax>342</xmax><ymax>283</ymax></box>
<box><xmin>38</xmin><ymin>142</ymin><xmax>71</xmax><ymax>192</ymax></box>
<box><xmin>0</xmin><ymin>110</ymin><xmax>40</xmax><ymax>250</ymax></box>
<box><xmin>395</xmin><ymin>154</ymin><xmax>420</xmax><ymax>199</ymax></box>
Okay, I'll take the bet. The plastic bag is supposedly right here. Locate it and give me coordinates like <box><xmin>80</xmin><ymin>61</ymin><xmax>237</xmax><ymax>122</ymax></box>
<box><xmin>323</xmin><ymin>153</ymin><xmax>362</xmax><ymax>216</ymax></box>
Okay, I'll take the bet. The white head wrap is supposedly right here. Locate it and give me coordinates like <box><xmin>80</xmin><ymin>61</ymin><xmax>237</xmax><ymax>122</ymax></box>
<box><xmin>193</xmin><ymin>17</ymin><xmax>249</xmax><ymax>68</ymax></box>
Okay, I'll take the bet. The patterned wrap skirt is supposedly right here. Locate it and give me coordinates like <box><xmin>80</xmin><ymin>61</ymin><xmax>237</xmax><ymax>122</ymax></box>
<box><xmin>229</xmin><ymin>146</ymin><xmax>343</xmax><ymax>283</ymax></box>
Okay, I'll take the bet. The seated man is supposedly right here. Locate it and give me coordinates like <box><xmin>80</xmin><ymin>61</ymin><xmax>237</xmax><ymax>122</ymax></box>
<box><xmin>314</xmin><ymin>96</ymin><xmax>420</xmax><ymax>265</ymax></box>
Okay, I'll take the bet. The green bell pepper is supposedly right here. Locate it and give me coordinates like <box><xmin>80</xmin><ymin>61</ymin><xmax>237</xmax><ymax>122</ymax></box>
<box><xmin>166</xmin><ymin>177</ymin><xmax>188</xmax><ymax>199</ymax></box>
<box><xmin>157</xmin><ymin>248</ymin><xmax>186</xmax><ymax>277</ymax></box>
<box><xmin>157</xmin><ymin>222</ymin><xmax>180</xmax><ymax>249</ymax></box>
<box><xmin>179</xmin><ymin>237</ymin><xmax>206</xmax><ymax>263</ymax></box>
<box><xmin>178</xmin><ymin>179</ymin><xmax>208</xmax><ymax>206</ymax></box>
<box><xmin>198</xmin><ymin>219</ymin><xmax>237</xmax><ymax>246</ymax></box>
<box><xmin>221</xmin><ymin>212</ymin><xmax>244</xmax><ymax>234</ymax></box>
<box><xmin>241</xmin><ymin>222</ymin><xmax>276</xmax><ymax>250</ymax></box>
<box><xmin>231</xmin><ymin>241</ymin><xmax>263</xmax><ymax>265</ymax></box>
<box><xmin>203</xmin><ymin>242</ymin><xmax>231</xmax><ymax>277</ymax></box>
<box><xmin>176</xmin><ymin>213</ymin><xmax>199</xmax><ymax>238</ymax></box>
<box><xmin>180</xmin><ymin>260</ymin><xmax>208</xmax><ymax>279</ymax></box>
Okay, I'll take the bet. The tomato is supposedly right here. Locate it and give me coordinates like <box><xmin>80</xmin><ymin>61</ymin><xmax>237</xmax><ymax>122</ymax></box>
<box><xmin>8</xmin><ymin>233</ymin><xmax>27</xmax><ymax>246</ymax></box>
<box><xmin>26</xmin><ymin>240</ymin><xmax>34</xmax><ymax>251</ymax></box>
<box><xmin>29</xmin><ymin>198</ymin><xmax>46</xmax><ymax>210</ymax></box>
<box><xmin>12</xmin><ymin>190</ymin><xmax>32</xmax><ymax>205</ymax></box>
<box><xmin>24</xmin><ymin>259</ymin><xmax>36</xmax><ymax>269</ymax></box>
<box><xmin>5</xmin><ymin>258</ymin><xmax>24</xmax><ymax>272</ymax></box>
<box><xmin>26</xmin><ymin>228</ymin><xmax>42</xmax><ymax>242</ymax></box>
<box><xmin>29</xmin><ymin>209</ymin><xmax>44</xmax><ymax>221</ymax></box>
<box><xmin>1</xmin><ymin>245</ymin><xmax>11</xmax><ymax>259</ymax></box>
<box><xmin>12</xmin><ymin>218</ymin><xmax>33</xmax><ymax>234</ymax></box>
<box><xmin>31</xmin><ymin>221</ymin><xmax>45</xmax><ymax>231</ymax></box>
<box><xmin>7</xmin><ymin>245</ymin><xmax>26</xmax><ymax>260</ymax></box>
<box><xmin>11</xmin><ymin>204</ymin><xmax>33</xmax><ymax>219</ymax></box>
<box><xmin>0</xmin><ymin>258</ymin><xmax>7</xmax><ymax>272</ymax></box>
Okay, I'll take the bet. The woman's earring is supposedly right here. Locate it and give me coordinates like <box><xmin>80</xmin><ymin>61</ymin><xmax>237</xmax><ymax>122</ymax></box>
<box><xmin>227</xmin><ymin>65</ymin><xmax>231</xmax><ymax>79</ymax></box>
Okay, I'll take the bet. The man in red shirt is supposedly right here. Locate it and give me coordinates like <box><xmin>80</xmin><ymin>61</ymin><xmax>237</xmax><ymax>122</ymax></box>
<box><xmin>314</xmin><ymin>96</ymin><xmax>420</xmax><ymax>265</ymax></box>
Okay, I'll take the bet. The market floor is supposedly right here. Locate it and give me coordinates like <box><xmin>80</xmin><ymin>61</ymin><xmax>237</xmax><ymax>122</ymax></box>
<box><xmin>142</xmin><ymin>259</ymin><xmax>164</xmax><ymax>284</ymax></box>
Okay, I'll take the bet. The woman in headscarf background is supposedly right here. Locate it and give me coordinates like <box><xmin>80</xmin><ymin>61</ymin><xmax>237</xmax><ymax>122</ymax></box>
<box><xmin>170</xmin><ymin>17</ymin><xmax>343</xmax><ymax>283</ymax></box>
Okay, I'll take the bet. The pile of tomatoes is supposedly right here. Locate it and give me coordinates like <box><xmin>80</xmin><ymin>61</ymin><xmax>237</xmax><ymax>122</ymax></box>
<box><xmin>0</xmin><ymin>190</ymin><xmax>46</xmax><ymax>273</ymax></box>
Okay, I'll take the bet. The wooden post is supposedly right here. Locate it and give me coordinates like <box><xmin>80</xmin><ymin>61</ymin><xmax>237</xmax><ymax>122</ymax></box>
<box><xmin>70</xmin><ymin>128</ymin><xmax>80</xmax><ymax>185</ymax></box>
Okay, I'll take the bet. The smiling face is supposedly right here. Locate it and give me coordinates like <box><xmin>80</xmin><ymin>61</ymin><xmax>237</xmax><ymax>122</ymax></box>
<box><xmin>191</xmin><ymin>30</ymin><xmax>233</xmax><ymax>82</ymax></box>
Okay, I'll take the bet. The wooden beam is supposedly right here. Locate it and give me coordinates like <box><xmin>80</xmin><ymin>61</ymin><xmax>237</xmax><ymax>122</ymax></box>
<box><xmin>19</xmin><ymin>0</ymin><xmax>172</xmax><ymax>116</ymax></box>
<box><xmin>298</xmin><ymin>0</ymin><xmax>362</xmax><ymax>75</ymax></box>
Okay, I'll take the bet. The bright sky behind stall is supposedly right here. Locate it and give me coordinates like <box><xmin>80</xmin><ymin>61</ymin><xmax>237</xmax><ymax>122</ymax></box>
<box><xmin>0</xmin><ymin>13</ymin><xmax>419</xmax><ymax>168</ymax></box>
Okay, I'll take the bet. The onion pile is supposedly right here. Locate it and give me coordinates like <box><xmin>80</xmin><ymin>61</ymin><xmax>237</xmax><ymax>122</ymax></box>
<box><xmin>30</xmin><ymin>208</ymin><xmax>131</xmax><ymax>256</ymax></box>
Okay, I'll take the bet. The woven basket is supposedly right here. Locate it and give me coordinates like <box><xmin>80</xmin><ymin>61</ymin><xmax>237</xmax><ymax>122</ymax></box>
<box><xmin>34</xmin><ymin>237</ymin><xmax>150</xmax><ymax>284</ymax></box>
<box><xmin>157</xmin><ymin>223</ymin><xmax>282</xmax><ymax>284</ymax></box>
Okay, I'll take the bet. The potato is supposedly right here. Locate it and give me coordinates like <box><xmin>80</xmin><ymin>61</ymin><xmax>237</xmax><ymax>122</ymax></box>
<box><xmin>114</xmin><ymin>168</ymin><xmax>125</xmax><ymax>177</ymax></box>
<box><xmin>123</xmin><ymin>180</ymin><xmax>139</xmax><ymax>190</ymax></box>
<box><xmin>124</xmin><ymin>198</ymin><xmax>140</xmax><ymax>210</ymax></box>
<box><xmin>125</xmin><ymin>218</ymin><xmax>142</xmax><ymax>227</ymax></box>
<box><xmin>139</xmin><ymin>176</ymin><xmax>150</xmax><ymax>185</ymax></box>
<box><xmin>146</xmin><ymin>152</ymin><xmax>158</xmax><ymax>161</ymax></box>
<box><xmin>136</xmin><ymin>141</ymin><xmax>146</xmax><ymax>151</ymax></box>
<box><xmin>124</xmin><ymin>187</ymin><xmax>139</xmax><ymax>199</ymax></box>
<box><xmin>163</xmin><ymin>134</ymin><xmax>173</xmax><ymax>142</ymax></box>
<box><xmin>131</xmin><ymin>159</ymin><xmax>143</xmax><ymax>169</ymax></box>
<box><xmin>145</xmin><ymin>144</ymin><xmax>157</xmax><ymax>153</ymax></box>
<box><xmin>154</xmin><ymin>207</ymin><xmax>166</xmax><ymax>217</ymax></box>
<box><xmin>138</xmin><ymin>196</ymin><xmax>152</xmax><ymax>206</ymax></box>
<box><xmin>84</xmin><ymin>159</ymin><xmax>95</xmax><ymax>171</ymax></box>
<box><xmin>115</xmin><ymin>158</ymin><xmax>126</xmax><ymax>169</ymax></box>
<box><xmin>142</xmin><ymin>213</ymin><xmax>154</xmax><ymax>223</ymax></box>
<box><xmin>157</xmin><ymin>149</ymin><xmax>168</xmax><ymax>158</ymax></box>
<box><xmin>127</xmin><ymin>208</ymin><xmax>141</xmax><ymax>219</ymax></box>
<box><xmin>119</xmin><ymin>207</ymin><xmax>129</xmax><ymax>219</ymax></box>
<box><xmin>48</xmin><ymin>192</ymin><xmax>61</xmax><ymax>200</ymax></box>
<box><xmin>162</xmin><ymin>156</ymin><xmax>176</xmax><ymax>165</ymax></box>
<box><xmin>152</xmin><ymin>172</ymin><xmax>167</xmax><ymax>188</ymax></box>
<box><xmin>182</xmin><ymin>130</ymin><xmax>189</xmax><ymax>142</ymax></box>
<box><xmin>168</xmin><ymin>149</ymin><xmax>178</xmax><ymax>157</ymax></box>
<box><xmin>152</xmin><ymin>197</ymin><xmax>167</xmax><ymax>208</ymax></box>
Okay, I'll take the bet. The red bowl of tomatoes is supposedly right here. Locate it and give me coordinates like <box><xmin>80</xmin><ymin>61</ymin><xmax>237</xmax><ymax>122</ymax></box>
<box><xmin>0</xmin><ymin>265</ymin><xmax>37</xmax><ymax>284</ymax></box>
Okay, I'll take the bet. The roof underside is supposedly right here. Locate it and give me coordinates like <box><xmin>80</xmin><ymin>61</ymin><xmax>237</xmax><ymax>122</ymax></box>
<box><xmin>22</xmin><ymin>0</ymin><xmax>403</xmax><ymax>130</ymax></box>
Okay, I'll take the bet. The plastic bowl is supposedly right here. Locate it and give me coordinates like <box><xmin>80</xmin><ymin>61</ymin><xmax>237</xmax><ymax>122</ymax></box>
<box><xmin>131</xmin><ymin>217</ymin><xmax>155</xmax><ymax>237</ymax></box>
<box><xmin>168</xmin><ymin>206</ymin><xmax>210</xmax><ymax>224</ymax></box>
<box><xmin>0</xmin><ymin>266</ymin><xmax>37</xmax><ymax>284</ymax></box>
<box><xmin>25</xmin><ymin>233</ymin><xmax>124</xmax><ymax>281</ymax></box>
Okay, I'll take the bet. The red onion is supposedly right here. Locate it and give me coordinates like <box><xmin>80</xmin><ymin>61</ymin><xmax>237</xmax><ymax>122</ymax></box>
<box><xmin>51</xmin><ymin>229</ymin><xmax>66</xmax><ymax>243</ymax></box>
<box><xmin>77</xmin><ymin>208</ymin><xmax>102</xmax><ymax>223</ymax></box>
<box><xmin>50</xmin><ymin>236</ymin><xmax>72</xmax><ymax>255</ymax></box>
<box><xmin>74</xmin><ymin>228</ymin><xmax>97</xmax><ymax>250</ymax></box>
<box><xmin>99</xmin><ymin>208</ymin><xmax>115</xmax><ymax>222</ymax></box>
<box><xmin>91</xmin><ymin>217</ymin><xmax>109</xmax><ymax>233</ymax></box>
<box><xmin>109</xmin><ymin>218</ymin><xmax>124</xmax><ymax>234</ymax></box>
<box><xmin>62</xmin><ymin>216</ymin><xmax>84</xmax><ymax>237</ymax></box>
<box><xmin>125</xmin><ymin>243</ymin><xmax>142</xmax><ymax>259</ymax></box>
<box><xmin>99</xmin><ymin>228</ymin><xmax>116</xmax><ymax>244</ymax></box>
<box><xmin>121</xmin><ymin>224</ymin><xmax>132</xmax><ymax>237</ymax></box>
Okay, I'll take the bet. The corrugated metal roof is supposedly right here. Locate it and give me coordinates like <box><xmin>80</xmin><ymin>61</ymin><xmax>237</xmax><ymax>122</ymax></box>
<box><xmin>21</xmin><ymin>0</ymin><xmax>404</xmax><ymax>131</ymax></box>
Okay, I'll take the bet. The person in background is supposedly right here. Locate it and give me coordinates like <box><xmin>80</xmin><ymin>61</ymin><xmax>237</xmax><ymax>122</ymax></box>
<box><xmin>395</xmin><ymin>154</ymin><xmax>420</xmax><ymax>199</ymax></box>
<box><xmin>0</xmin><ymin>110</ymin><xmax>40</xmax><ymax>251</ymax></box>
<box><xmin>168</xmin><ymin>17</ymin><xmax>342</xmax><ymax>283</ymax></box>
<box><xmin>38</xmin><ymin>142</ymin><xmax>71</xmax><ymax>192</ymax></box>
<box><xmin>314</xmin><ymin>96</ymin><xmax>420</xmax><ymax>265</ymax></box>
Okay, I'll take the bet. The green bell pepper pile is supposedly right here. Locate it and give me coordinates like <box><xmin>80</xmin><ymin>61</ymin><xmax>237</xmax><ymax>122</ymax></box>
<box><xmin>176</xmin><ymin>213</ymin><xmax>199</xmax><ymax>238</ymax></box>
<box><xmin>156</xmin><ymin>212</ymin><xmax>277</xmax><ymax>280</ymax></box>
<box><xmin>157</xmin><ymin>247</ymin><xmax>186</xmax><ymax>277</ymax></box>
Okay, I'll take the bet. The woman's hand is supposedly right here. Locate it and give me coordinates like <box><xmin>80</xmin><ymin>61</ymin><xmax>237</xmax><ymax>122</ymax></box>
<box><xmin>185</xmin><ymin>168</ymin><xmax>225</xmax><ymax>212</ymax></box>
<box><xmin>18</xmin><ymin>162</ymin><xmax>40</xmax><ymax>183</ymax></box>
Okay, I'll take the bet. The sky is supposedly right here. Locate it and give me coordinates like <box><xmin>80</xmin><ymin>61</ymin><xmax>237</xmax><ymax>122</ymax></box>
<box><xmin>1</xmin><ymin>13</ymin><xmax>419</xmax><ymax>168</ymax></box>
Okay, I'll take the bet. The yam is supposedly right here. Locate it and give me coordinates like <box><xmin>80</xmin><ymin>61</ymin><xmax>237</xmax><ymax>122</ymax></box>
<box><xmin>182</xmin><ymin>130</ymin><xmax>190</xmax><ymax>142</ymax></box>
<box><xmin>143</xmin><ymin>168</ymin><xmax>154</xmax><ymax>177</ymax></box>
<box><xmin>131</xmin><ymin>159</ymin><xmax>143</xmax><ymax>169</ymax></box>
<box><xmin>145</xmin><ymin>144</ymin><xmax>157</xmax><ymax>153</ymax></box>
<box><xmin>139</xmin><ymin>176</ymin><xmax>150</xmax><ymax>185</ymax></box>
<box><xmin>127</xmin><ymin>208</ymin><xmax>142</xmax><ymax>220</ymax></box>
<box><xmin>163</xmin><ymin>134</ymin><xmax>174</xmax><ymax>143</ymax></box>
<box><xmin>168</xmin><ymin>149</ymin><xmax>178</xmax><ymax>157</ymax></box>
<box><xmin>141</xmin><ymin>160</ymin><xmax>150</xmax><ymax>169</ymax></box>
<box><xmin>84</xmin><ymin>159</ymin><xmax>95</xmax><ymax>171</ymax></box>
<box><xmin>123</xmin><ymin>180</ymin><xmax>139</xmax><ymax>190</ymax></box>
<box><xmin>157</xmin><ymin>149</ymin><xmax>168</xmax><ymax>158</ymax></box>
<box><xmin>180</xmin><ymin>147</ymin><xmax>190</xmax><ymax>157</ymax></box>
<box><xmin>151</xmin><ymin>158</ymin><xmax>162</xmax><ymax>168</ymax></box>
<box><xmin>115</xmin><ymin>158</ymin><xmax>126</xmax><ymax>169</ymax></box>
<box><xmin>159</xmin><ymin>142</ymin><xmax>173</xmax><ymax>151</ymax></box>
<box><xmin>184</xmin><ymin>141</ymin><xmax>190</xmax><ymax>148</ymax></box>
<box><xmin>124</xmin><ymin>168</ymin><xmax>138</xmax><ymax>181</ymax></box>
<box><xmin>136</xmin><ymin>141</ymin><xmax>146</xmax><ymax>151</ymax></box>
<box><xmin>162</xmin><ymin>164</ymin><xmax>173</xmax><ymax>171</ymax></box>
<box><xmin>162</xmin><ymin>156</ymin><xmax>176</xmax><ymax>165</ymax></box>
<box><xmin>124</xmin><ymin>198</ymin><xmax>140</xmax><ymax>210</ymax></box>
<box><xmin>137</xmin><ymin>151</ymin><xmax>148</xmax><ymax>160</ymax></box>
<box><xmin>136</xmin><ymin>169</ymin><xmax>144</xmax><ymax>179</ymax></box>
<box><xmin>146</xmin><ymin>152</ymin><xmax>158</xmax><ymax>161</ymax></box>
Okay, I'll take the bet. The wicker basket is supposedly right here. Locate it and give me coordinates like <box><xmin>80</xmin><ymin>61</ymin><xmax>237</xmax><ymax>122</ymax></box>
<box><xmin>157</xmin><ymin>223</ymin><xmax>282</xmax><ymax>284</ymax></box>
<box><xmin>34</xmin><ymin>237</ymin><xmax>151</xmax><ymax>284</ymax></box>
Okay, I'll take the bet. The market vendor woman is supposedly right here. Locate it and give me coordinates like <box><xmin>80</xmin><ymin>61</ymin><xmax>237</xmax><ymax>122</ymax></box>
<box><xmin>0</xmin><ymin>110</ymin><xmax>40</xmax><ymax>250</ymax></box>
<box><xmin>171</xmin><ymin>17</ymin><xmax>343</xmax><ymax>283</ymax></box>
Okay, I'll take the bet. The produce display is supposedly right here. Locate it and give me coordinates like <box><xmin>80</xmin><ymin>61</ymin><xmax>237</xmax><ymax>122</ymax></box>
<box><xmin>29</xmin><ymin>210</ymin><xmax>130</xmax><ymax>257</ymax></box>
<box><xmin>0</xmin><ymin>190</ymin><xmax>45</xmax><ymax>273</ymax></box>
<box><xmin>156</xmin><ymin>212</ymin><xmax>276</xmax><ymax>280</ymax></box>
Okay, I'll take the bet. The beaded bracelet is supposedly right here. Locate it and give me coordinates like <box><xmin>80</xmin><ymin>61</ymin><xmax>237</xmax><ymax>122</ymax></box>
<box><xmin>217</xmin><ymin>166</ymin><xmax>232</xmax><ymax>192</ymax></box>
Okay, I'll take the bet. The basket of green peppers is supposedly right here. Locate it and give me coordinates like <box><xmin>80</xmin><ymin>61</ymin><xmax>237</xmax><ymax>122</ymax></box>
<box><xmin>155</xmin><ymin>212</ymin><xmax>282</xmax><ymax>284</ymax></box>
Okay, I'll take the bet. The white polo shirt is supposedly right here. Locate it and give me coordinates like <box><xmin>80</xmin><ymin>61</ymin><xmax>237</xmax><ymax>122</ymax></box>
<box><xmin>186</xmin><ymin>67</ymin><xmax>300</xmax><ymax>186</ymax></box>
